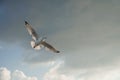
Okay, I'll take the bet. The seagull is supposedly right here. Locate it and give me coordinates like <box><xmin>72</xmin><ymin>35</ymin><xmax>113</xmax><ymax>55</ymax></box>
<box><xmin>25</xmin><ymin>21</ymin><xmax>60</xmax><ymax>53</ymax></box>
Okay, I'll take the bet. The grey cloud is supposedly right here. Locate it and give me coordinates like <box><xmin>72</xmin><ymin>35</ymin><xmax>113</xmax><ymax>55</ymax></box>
<box><xmin>23</xmin><ymin>0</ymin><xmax>120</xmax><ymax>68</ymax></box>
<box><xmin>1</xmin><ymin>0</ymin><xmax>120</xmax><ymax>70</ymax></box>
<box><xmin>49</xmin><ymin>0</ymin><xmax>120</xmax><ymax>69</ymax></box>
<box><xmin>20</xmin><ymin>0</ymin><xmax>75</xmax><ymax>64</ymax></box>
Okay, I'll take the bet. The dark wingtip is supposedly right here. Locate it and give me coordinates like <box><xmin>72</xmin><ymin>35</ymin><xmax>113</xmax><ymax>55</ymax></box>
<box><xmin>25</xmin><ymin>21</ymin><xmax>28</xmax><ymax>25</ymax></box>
<box><xmin>56</xmin><ymin>51</ymin><xmax>60</xmax><ymax>53</ymax></box>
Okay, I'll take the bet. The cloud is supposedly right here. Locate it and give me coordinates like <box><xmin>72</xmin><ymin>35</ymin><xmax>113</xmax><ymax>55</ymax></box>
<box><xmin>1</xmin><ymin>0</ymin><xmax>120</xmax><ymax>77</ymax></box>
<box><xmin>1</xmin><ymin>63</ymin><xmax>120</xmax><ymax>80</ymax></box>
<box><xmin>12</xmin><ymin>70</ymin><xmax>37</xmax><ymax>80</ymax></box>
<box><xmin>43</xmin><ymin>61</ymin><xmax>120</xmax><ymax>80</ymax></box>
<box><xmin>0</xmin><ymin>67</ymin><xmax>37</xmax><ymax>80</ymax></box>
<box><xmin>22</xmin><ymin>0</ymin><xmax>94</xmax><ymax>65</ymax></box>
<box><xmin>47</xmin><ymin>0</ymin><xmax>120</xmax><ymax>69</ymax></box>
<box><xmin>19</xmin><ymin>0</ymin><xmax>120</xmax><ymax>70</ymax></box>
<box><xmin>0</xmin><ymin>68</ymin><xmax>11</xmax><ymax>80</ymax></box>
<box><xmin>1</xmin><ymin>0</ymin><xmax>120</xmax><ymax>80</ymax></box>
<box><xmin>23</xmin><ymin>49</ymin><xmax>62</xmax><ymax>65</ymax></box>
<box><xmin>43</xmin><ymin>61</ymin><xmax>75</xmax><ymax>80</ymax></box>
<box><xmin>79</xmin><ymin>68</ymin><xmax>120</xmax><ymax>80</ymax></box>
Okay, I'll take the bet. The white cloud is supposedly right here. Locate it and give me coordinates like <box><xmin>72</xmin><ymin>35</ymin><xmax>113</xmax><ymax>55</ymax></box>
<box><xmin>12</xmin><ymin>70</ymin><xmax>37</xmax><ymax>80</ymax></box>
<box><xmin>43</xmin><ymin>61</ymin><xmax>75</xmax><ymax>80</ymax></box>
<box><xmin>79</xmin><ymin>67</ymin><xmax>120</xmax><ymax>80</ymax></box>
<box><xmin>0</xmin><ymin>67</ymin><xmax>37</xmax><ymax>80</ymax></box>
<box><xmin>0</xmin><ymin>67</ymin><xmax>11</xmax><ymax>80</ymax></box>
<box><xmin>43</xmin><ymin>61</ymin><xmax>120</xmax><ymax>80</ymax></box>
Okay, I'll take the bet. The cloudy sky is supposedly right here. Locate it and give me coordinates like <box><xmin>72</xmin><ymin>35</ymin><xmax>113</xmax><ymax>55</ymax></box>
<box><xmin>1</xmin><ymin>0</ymin><xmax>120</xmax><ymax>80</ymax></box>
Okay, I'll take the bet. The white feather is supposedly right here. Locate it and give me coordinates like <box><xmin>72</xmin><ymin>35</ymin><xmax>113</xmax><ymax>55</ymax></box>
<box><xmin>30</xmin><ymin>41</ymin><xmax>41</xmax><ymax>50</ymax></box>
<box><xmin>34</xmin><ymin>46</ymin><xmax>41</xmax><ymax>50</ymax></box>
<box><xmin>30</xmin><ymin>41</ymin><xmax>36</xmax><ymax>48</ymax></box>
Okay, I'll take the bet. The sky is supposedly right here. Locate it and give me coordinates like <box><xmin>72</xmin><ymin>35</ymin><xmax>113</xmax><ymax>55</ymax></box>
<box><xmin>1</xmin><ymin>0</ymin><xmax>120</xmax><ymax>80</ymax></box>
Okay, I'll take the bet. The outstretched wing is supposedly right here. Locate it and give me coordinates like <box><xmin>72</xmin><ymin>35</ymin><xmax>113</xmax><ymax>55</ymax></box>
<box><xmin>40</xmin><ymin>41</ymin><xmax>60</xmax><ymax>53</ymax></box>
<box><xmin>25</xmin><ymin>21</ymin><xmax>38</xmax><ymax>41</ymax></box>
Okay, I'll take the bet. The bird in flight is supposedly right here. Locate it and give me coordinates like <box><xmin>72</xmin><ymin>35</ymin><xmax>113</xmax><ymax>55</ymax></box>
<box><xmin>25</xmin><ymin>21</ymin><xmax>60</xmax><ymax>53</ymax></box>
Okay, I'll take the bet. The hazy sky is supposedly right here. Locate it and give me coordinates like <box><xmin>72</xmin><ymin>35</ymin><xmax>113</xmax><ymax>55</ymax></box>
<box><xmin>1</xmin><ymin>0</ymin><xmax>120</xmax><ymax>80</ymax></box>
